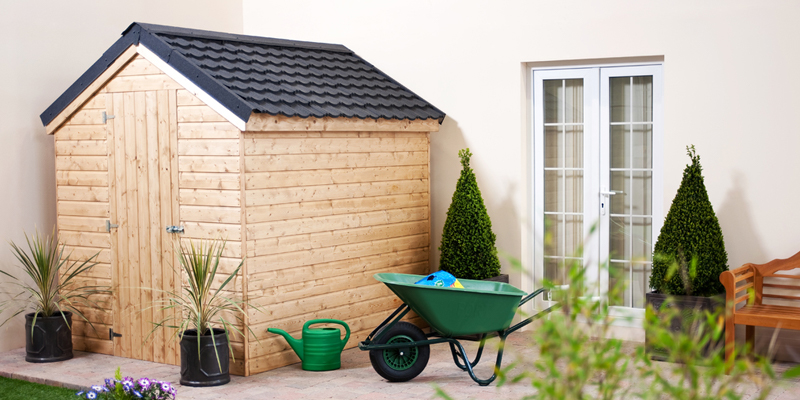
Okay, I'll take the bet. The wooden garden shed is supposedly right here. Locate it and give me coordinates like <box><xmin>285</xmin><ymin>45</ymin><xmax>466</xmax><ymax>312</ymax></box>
<box><xmin>40</xmin><ymin>22</ymin><xmax>444</xmax><ymax>376</ymax></box>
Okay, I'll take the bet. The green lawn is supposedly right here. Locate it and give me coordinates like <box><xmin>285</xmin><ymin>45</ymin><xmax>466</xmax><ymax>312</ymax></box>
<box><xmin>0</xmin><ymin>376</ymin><xmax>77</xmax><ymax>399</ymax></box>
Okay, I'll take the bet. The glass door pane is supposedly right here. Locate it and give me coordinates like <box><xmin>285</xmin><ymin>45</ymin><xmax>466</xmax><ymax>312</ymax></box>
<box><xmin>607</xmin><ymin>76</ymin><xmax>654</xmax><ymax>308</ymax></box>
<box><xmin>543</xmin><ymin>79</ymin><xmax>584</xmax><ymax>287</ymax></box>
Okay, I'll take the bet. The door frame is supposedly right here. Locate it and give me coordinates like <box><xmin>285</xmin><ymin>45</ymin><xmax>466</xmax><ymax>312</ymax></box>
<box><xmin>529</xmin><ymin>63</ymin><xmax>664</xmax><ymax>322</ymax></box>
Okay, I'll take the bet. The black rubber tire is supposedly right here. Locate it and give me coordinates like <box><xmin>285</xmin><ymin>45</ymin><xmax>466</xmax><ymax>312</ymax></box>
<box><xmin>368</xmin><ymin>321</ymin><xmax>430</xmax><ymax>382</ymax></box>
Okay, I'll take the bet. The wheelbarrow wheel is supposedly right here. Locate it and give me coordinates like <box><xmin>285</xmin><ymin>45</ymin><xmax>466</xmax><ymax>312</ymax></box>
<box><xmin>369</xmin><ymin>321</ymin><xmax>429</xmax><ymax>382</ymax></box>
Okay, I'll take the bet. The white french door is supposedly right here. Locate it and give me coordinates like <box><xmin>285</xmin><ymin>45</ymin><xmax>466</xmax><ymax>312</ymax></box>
<box><xmin>532</xmin><ymin>64</ymin><xmax>663</xmax><ymax>318</ymax></box>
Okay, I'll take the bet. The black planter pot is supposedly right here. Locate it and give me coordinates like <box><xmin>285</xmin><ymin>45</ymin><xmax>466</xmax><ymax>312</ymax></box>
<box><xmin>25</xmin><ymin>311</ymin><xmax>73</xmax><ymax>363</ymax></box>
<box><xmin>645</xmin><ymin>292</ymin><xmax>725</xmax><ymax>361</ymax></box>
<box><xmin>180</xmin><ymin>328</ymin><xmax>230</xmax><ymax>387</ymax></box>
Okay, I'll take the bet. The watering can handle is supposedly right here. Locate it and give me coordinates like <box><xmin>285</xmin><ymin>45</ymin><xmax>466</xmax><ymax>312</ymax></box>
<box><xmin>305</xmin><ymin>319</ymin><xmax>351</xmax><ymax>346</ymax></box>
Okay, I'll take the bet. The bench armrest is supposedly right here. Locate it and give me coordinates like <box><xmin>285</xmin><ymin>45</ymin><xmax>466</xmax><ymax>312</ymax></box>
<box><xmin>720</xmin><ymin>264</ymin><xmax>756</xmax><ymax>313</ymax></box>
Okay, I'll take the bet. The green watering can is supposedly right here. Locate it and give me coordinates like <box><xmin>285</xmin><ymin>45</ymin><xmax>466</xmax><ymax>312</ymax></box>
<box><xmin>268</xmin><ymin>319</ymin><xmax>351</xmax><ymax>371</ymax></box>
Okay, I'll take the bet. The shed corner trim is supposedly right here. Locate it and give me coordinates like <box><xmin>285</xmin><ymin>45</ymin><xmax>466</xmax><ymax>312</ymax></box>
<box><xmin>136</xmin><ymin>44</ymin><xmax>247</xmax><ymax>131</ymax></box>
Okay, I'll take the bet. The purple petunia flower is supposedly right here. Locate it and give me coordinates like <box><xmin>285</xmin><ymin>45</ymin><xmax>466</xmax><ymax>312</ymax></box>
<box><xmin>133</xmin><ymin>390</ymin><xmax>143</xmax><ymax>398</ymax></box>
<box><xmin>161</xmin><ymin>381</ymin><xmax>171</xmax><ymax>392</ymax></box>
<box><xmin>123</xmin><ymin>381</ymin><xmax>134</xmax><ymax>391</ymax></box>
<box><xmin>86</xmin><ymin>391</ymin><xmax>97</xmax><ymax>400</ymax></box>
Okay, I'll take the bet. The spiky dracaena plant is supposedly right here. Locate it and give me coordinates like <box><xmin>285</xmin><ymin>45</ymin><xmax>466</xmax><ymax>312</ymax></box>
<box><xmin>649</xmin><ymin>145</ymin><xmax>728</xmax><ymax>296</ymax></box>
<box><xmin>148</xmin><ymin>239</ymin><xmax>259</xmax><ymax>366</ymax></box>
<box><xmin>0</xmin><ymin>229</ymin><xmax>108</xmax><ymax>334</ymax></box>
<box><xmin>438</xmin><ymin>148</ymin><xmax>501</xmax><ymax>280</ymax></box>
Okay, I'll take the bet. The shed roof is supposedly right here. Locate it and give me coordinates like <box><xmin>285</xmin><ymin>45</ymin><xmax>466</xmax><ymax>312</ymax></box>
<box><xmin>40</xmin><ymin>22</ymin><xmax>446</xmax><ymax>128</ymax></box>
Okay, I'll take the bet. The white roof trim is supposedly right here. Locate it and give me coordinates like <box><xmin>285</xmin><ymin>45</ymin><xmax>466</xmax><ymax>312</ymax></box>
<box><xmin>137</xmin><ymin>44</ymin><xmax>247</xmax><ymax>131</ymax></box>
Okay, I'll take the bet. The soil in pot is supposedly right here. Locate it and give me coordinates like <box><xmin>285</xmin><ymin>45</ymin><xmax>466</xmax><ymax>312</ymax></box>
<box><xmin>25</xmin><ymin>311</ymin><xmax>73</xmax><ymax>363</ymax></box>
<box><xmin>180</xmin><ymin>328</ymin><xmax>230</xmax><ymax>387</ymax></box>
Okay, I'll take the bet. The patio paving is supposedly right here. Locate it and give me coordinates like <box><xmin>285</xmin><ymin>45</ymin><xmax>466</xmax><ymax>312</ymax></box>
<box><xmin>1</xmin><ymin>333</ymin><xmax>800</xmax><ymax>399</ymax></box>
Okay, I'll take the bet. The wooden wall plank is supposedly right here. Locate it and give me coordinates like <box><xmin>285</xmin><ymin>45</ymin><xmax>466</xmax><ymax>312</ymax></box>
<box><xmin>116</xmin><ymin>56</ymin><xmax>162</xmax><ymax>76</ymax></box>
<box><xmin>104</xmin><ymin>74</ymin><xmax>183</xmax><ymax>92</ymax></box>
<box><xmin>56</xmin><ymin>156</ymin><xmax>108</xmax><ymax>171</ymax></box>
<box><xmin>244</xmin><ymin>114</ymin><xmax>439</xmax><ymax>132</ymax></box>
<box><xmin>247</xmin><ymin>207</ymin><xmax>428</xmax><ymax>241</ymax></box>
<box><xmin>60</xmin><ymin>231</ymin><xmax>111</xmax><ymax>248</ymax></box>
<box><xmin>180</xmin><ymin>172</ymin><xmax>241</xmax><ymax>190</ymax></box>
<box><xmin>166</xmin><ymin>89</ymin><xmax>180</xmax><ymax>366</ymax></box>
<box><xmin>246</xmin><ymin>179</ymin><xmax>428</xmax><ymax>207</ymax></box>
<box><xmin>177</xmin><ymin>105</ymin><xmax>228</xmax><ymax>123</ymax></box>
<box><xmin>178</xmin><ymin>122</ymin><xmax>239</xmax><ymax>139</ymax></box>
<box><xmin>56</xmin><ymin>186</ymin><xmax>109</xmax><ymax>202</ymax></box>
<box><xmin>55</xmin><ymin>140</ymin><xmax>107</xmax><ymax>156</ymax></box>
<box><xmin>176</xmin><ymin>90</ymin><xmax>205</xmax><ymax>106</ymax></box>
<box><xmin>244</xmin><ymin>165</ymin><xmax>428</xmax><ymax>189</ymax></box>
<box><xmin>178</xmin><ymin>139</ymin><xmax>239</xmax><ymax>156</ymax></box>
<box><xmin>243</xmin><ymin>137</ymin><xmax>427</xmax><ymax>155</ymax></box>
<box><xmin>181</xmin><ymin>205</ymin><xmax>241</xmax><ymax>224</ymax></box>
<box><xmin>248</xmin><ymin>220</ymin><xmax>428</xmax><ymax>257</ymax></box>
<box><xmin>246</xmin><ymin>234</ymin><xmax>428</xmax><ymax>273</ymax></box>
<box><xmin>54</xmin><ymin>125</ymin><xmax>107</xmax><ymax>141</ymax></box>
<box><xmin>248</xmin><ymin>247</ymin><xmax>428</xmax><ymax>291</ymax></box>
<box><xmin>56</xmin><ymin>171</ymin><xmax>108</xmax><ymax>187</ymax></box>
<box><xmin>179</xmin><ymin>156</ymin><xmax>240</xmax><ymax>173</ymax></box>
<box><xmin>180</xmin><ymin>222</ymin><xmax>242</xmax><ymax>241</ymax></box>
<box><xmin>245</xmin><ymin>151</ymin><xmax>427</xmax><ymax>172</ymax></box>
<box><xmin>68</xmin><ymin>109</ymin><xmax>104</xmax><ymax>125</ymax></box>
<box><xmin>58</xmin><ymin>201</ymin><xmax>109</xmax><ymax>218</ymax></box>
<box><xmin>179</xmin><ymin>189</ymin><xmax>240</xmax><ymax>207</ymax></box>
<box><xmin>57</xmin><ymin>216</ymin><xmax>108</xmax><ymax>233</ymax></box>
<box><xmin>246</xmin><ymin>193</ymin><xmax>428</xmax><ymax>223</ymax></box>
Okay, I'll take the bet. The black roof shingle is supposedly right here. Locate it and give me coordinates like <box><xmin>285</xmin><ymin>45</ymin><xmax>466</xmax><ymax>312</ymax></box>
<box><xmin>41</xmin><ymin>22</ymin><xmax>445</xmax><ymax>127</ymax></box>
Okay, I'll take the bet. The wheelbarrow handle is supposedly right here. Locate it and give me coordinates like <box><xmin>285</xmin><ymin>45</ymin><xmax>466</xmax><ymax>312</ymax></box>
<box><xmin>305</xmin><ymin>319</ymin><xmax>351</xmax><ymax>346</ymax></box>
<box><xmin>519</xmin><ymin>288</ymin><xmax>547</xmax><ymax>307</ymax></box>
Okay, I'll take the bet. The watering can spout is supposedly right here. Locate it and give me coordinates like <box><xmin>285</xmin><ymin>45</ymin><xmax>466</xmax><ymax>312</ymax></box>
<box><xmin>267</xmin><ymin>328</ymin><xmax>304</xmax><ymax>360</ymax></box>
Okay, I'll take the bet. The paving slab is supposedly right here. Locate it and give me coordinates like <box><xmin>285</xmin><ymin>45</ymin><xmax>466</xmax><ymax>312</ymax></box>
<box><xmin>0</xmin><ymin>333</ymin><xmax>797</xmax><ymax>399</ymax></box>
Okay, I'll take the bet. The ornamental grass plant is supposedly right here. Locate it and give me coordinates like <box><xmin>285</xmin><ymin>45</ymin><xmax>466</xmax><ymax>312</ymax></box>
<box><xmin>147</xmin><ymin>239</ymin><xmax>259</xmax><ymax>366</ymax></box>
<box><xmin>0</xmin><ymin>228</ymin><xmax>108</xmax><ymax>332</ymax></box>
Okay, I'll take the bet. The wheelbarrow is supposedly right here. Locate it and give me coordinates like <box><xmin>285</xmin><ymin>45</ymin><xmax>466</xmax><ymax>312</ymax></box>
<box><xmin>358</xmin><ymin>273</ymin><xmax>558</xmax><ymax>385</ymax></box>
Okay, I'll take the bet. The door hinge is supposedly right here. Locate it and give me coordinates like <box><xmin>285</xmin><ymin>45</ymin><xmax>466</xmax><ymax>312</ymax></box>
<box><xmin>105</xmin><ymin>220</ymin><xmax>119</xmax><ymax>232</ymax></box>
<box><xmin>109</xmin><ymin>328</ymin><xmax>122</xmax><ymax>340</ymax></box>
<box><xmin>102</xmin><ymin>111</ymin><xmax>115</xmax><ymax>124</ymax></box>
<box><xmin>166</xmin><ymin>225</ymin><xmax>185</xmax><ymax>234</ymax></box>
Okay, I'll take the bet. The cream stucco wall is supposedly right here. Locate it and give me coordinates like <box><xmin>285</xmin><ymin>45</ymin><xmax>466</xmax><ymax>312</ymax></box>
<box><xmin>0</xmin><ymin>0</ymin><xmax>243</xmax><ymax>353</ymax></box>
<box><xmin>242</xmin><ymin>0</ymin><xmax>800</xmax><ymax>293</ymax></box>
<box><xmin>2</xmin><ymin>0</ymin><xmax>799</xmax><ymax>353</ymax></box>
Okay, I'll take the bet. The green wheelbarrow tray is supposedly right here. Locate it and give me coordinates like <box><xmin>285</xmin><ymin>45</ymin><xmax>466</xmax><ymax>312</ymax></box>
<box><xmin>359</xmin><ymin>272</ymin><xmax>559</xmax><ymax>386</ymax></box>
<box><xmin>374</xmin><ymin>272</ymin><xmax>526</xmax><ymax>337</ymax></box>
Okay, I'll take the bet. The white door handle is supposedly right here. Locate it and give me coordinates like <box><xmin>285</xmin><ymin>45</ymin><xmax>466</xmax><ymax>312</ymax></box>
<box><xmin>600</xmin><ymin>190</ymin><xmax>622</xmax><ymax>197</ymax></box>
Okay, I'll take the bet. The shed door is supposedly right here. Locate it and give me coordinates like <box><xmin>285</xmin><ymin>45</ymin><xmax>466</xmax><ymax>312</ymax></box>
<box><xmin>106</xmin><ymin>90</ymin><xmax>180</xmax><ymax>364</ymax></box>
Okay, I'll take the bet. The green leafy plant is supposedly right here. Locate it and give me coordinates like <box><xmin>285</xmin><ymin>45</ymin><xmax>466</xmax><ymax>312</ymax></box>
<box><xmin>487</xmin><ymin>259</ymin><xmax>777</xmax><ymax>400</ymax></box>
<box><xmin>0</xmin><ymin>229</ymin><xmax>108</xmax><ymax>332</ymax></box>
<box><xmin>147</xmin><ymin>239</ymin><xmax>258</xmax><ymax>366</ymax></box>
<box><xmin>650</xmin><ymin>145</ymin><xmax>728</xmax><ymax>296</ymax></box>
<box><xmin>438</xmin><ymin>148</ymin><xmax>501</xmax><ymax>280</ymax></box>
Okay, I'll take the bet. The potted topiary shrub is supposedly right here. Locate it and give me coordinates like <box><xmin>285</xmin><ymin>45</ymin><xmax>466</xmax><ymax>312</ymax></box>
<box><xmin>0</xmin><ymin>229</ymin><xmax>108</xmax><ymax>363</ymax></box>
<box><xmin>439</xmin><ymin>148</ymin><xmax>504</xmax><ymax>282</ymax></box>
<box><xmin>148</xmin><ymin>239</ymin><xmax>258</xmax><ymax>387</ymax></box>
<box><xmin>646</xmin><ymin>145</ymin><xmax>729</xmax><ymax>360</ymax></box>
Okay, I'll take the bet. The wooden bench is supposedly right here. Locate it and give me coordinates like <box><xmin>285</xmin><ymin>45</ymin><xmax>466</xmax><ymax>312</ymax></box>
<box><xmin>719</xmin><ymin>251</ymin><xmax>800</xmax><ymax>366</ymax></box>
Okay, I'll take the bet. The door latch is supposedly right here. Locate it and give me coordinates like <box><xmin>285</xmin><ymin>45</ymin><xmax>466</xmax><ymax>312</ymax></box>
<box><xmin>166</xmin><ymin>226</ymin><xmax>184</xmax><ymax>234</ymax></box>
<box><xmin>109</xmin><ymin>328</ymin><xmax>122</xmax><ymax>340</ymax></box>
<box><xmin>105</xmin><ymin>220</ymin><xmax>119</xmax><ymax>232</ymax></box>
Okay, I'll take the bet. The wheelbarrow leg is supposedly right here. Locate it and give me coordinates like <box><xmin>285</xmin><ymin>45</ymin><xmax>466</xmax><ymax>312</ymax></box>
<box><xmin>449</xmin><ymin>334</ymin><xmax>489</xmax><ymax>371</ymax></box>
<box><xmin>446</xmin><ymin>337</ymin><xmax>506</xmax><ymax>386</ymax></box>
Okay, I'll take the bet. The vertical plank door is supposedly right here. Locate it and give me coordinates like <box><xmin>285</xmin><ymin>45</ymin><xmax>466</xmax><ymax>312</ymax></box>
<box><xmin>107</xmin><ymin>90</ymin><xmax>180</xmax><ymax>365</ymax></box>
